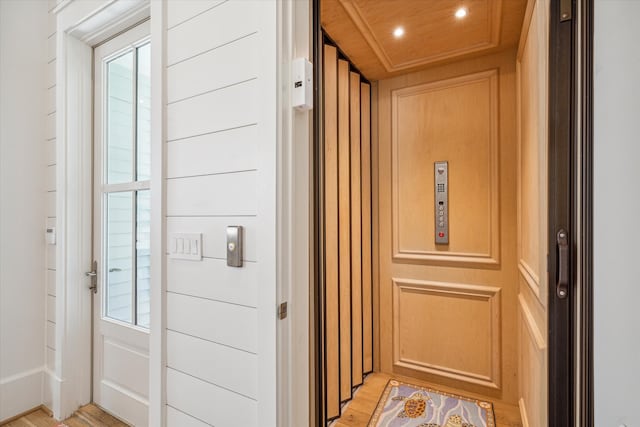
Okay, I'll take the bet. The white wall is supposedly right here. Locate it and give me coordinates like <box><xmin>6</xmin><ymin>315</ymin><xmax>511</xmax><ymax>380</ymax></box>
<box><xmin>163</xmin><ymin>1</ymin><xmax>278</xmax><ymax>425</ymax></box>
<box><xmin>0</xmin><ymin>0</ymin><xmax>49</xmax><ymax>421</ymax></box>
<box><xmin>594</xmin><ymin>1</ymin><xmax>640</xmax><ymax>425</ymax></box>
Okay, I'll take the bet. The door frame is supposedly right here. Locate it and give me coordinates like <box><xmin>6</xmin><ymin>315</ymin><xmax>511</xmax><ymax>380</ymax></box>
<box><xmin>91</xmin><ymin>20</ymin><xmax>151</xmax><ymax>425</ymax></box>
<box><xmin>576</xmin><ymin>0</ymin><xmax>594</xmax><ymax>423</ymax></box>
<box><xmin>547</xmin><ymin>0</ymin><xmax>594</xmax><ymax>425</ymax></box>
<box><xmin>50</xmin><ymin>0</ymin><xmax>157</xmax><ymax>421</ymax></box>
<box><xmin>311</xmin><ymin>0</ymin><xmax>596</xmax><ymax>425</ymax></box>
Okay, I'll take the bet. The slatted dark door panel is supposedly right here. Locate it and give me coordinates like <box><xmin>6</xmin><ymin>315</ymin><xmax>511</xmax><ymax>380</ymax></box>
<box><xmin>337</xmin><ymin>58</ymin><xmax>353</xmax><ymax>402</ymax></box>
<box><xmin>323</xmin><ymin>44</ymin><xmax>341</xmax><ymax>421</ymax></box>
<box><xmin>361</xmin><ymin>82</ymin><xmax>373</xmax><ymax>375</ymax></box>
<box><xmin>350</xmin><ymin>71</ymin><xmax>364</xmax><ymax>387</ymax></box>
<box><xmin>322</xmin><ymin>40</ymin><xmax>373</xmax><ymax>423</ymax></box>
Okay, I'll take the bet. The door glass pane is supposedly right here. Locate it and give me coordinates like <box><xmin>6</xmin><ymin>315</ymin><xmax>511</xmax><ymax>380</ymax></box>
<box><xmin>107</xmin><ymin>52</ymin><xmax>134</xmax><ymax>184</ymax></box>
<box><xmin>136</xmin><ymin>43</ymin><xmax>151</xmax><ymax>181</ymax></box>
<box><xmin>136</xmin><ymin>190</ymin><xmax>151</xmax><ymax>328</ymax></box>
<box><xmin>106</xmin><ymin>191</ymin><xmax>133</xmax><ymax>323</ymax></box>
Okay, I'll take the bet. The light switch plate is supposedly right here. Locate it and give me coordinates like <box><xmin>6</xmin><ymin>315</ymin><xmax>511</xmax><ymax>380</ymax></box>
<box><xmin>45</xmin><ymin>227</ymin><xmax>56</xmax><ymax>245</ymax></box>
<box><xmin>169</xmin><ymin>233</ymin><xmax>202</xmax><ymax>261</ymax></box>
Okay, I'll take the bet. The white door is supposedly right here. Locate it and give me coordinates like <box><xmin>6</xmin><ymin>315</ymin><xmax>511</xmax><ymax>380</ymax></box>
<box><xmin>92</xmin><ymin>21</ymin><xmax>151</xmax><ymax>426</ymax></box>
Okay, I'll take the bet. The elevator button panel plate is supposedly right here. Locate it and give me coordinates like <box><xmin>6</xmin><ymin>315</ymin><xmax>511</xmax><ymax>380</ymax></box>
<box><xmin>434</xmin><ymin>161</ymin><xmax>449</xmax><ymax>245</ymax></box>
<box><xmin>226</xmin><ymin>226</ymin><xmax>243</xmax><ymax>267</ymax></box>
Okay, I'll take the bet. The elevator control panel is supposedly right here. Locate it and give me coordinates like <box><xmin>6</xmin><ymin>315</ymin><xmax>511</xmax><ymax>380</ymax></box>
<box><xmin>434</xmin><ymin>161</ymin><xmax>449</xmax><ymax>245</ymax></box>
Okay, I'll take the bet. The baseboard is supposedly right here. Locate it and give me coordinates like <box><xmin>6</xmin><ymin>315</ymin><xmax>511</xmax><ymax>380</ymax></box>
<box><xmin>519</xmin><ymin>397</ymin><xmax>530</xmax><ymax>427</ymax></box>
<box><xmin>43</xmin><ymin>368</ymin><xmax>62</xmax><ymax>416</ymax></box>
<box><xmin>0</xmin><ymin>367</ymin><xmax>44</xmax><ymax>422</ymax></box>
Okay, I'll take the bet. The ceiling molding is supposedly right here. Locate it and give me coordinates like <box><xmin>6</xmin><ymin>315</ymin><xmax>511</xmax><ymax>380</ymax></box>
<box><xmin>337</xmin><ymin>0</ymin><xmax>504</xmax><ymax>74</ymax></box>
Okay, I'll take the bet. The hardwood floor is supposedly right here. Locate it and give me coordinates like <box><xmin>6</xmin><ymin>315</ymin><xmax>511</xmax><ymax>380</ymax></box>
<box><xmin>1</xmin><ymin>405</ymin><xmax>129</xmax><ymax>427</ymax></box>
<box><xmin>332</xmin><ymin>373</ymin><xmax>523</xmax><ymax>427</ymax></box>
<box><xmin>5</xmin><ymin>376</ymin><xmax>522</xmax><ymax>427</ymax></box>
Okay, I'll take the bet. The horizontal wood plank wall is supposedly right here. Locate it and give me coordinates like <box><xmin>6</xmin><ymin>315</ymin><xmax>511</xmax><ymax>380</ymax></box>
<box><xmin>323</xmin><ymin>44</ymin><xmax>341</xmax><ymax>421</ymax></box>
<box><xmin>322</xmin><ymin>40</ymin><xmax>373</xmax><ymax>423</ymax></box>
<box><xmin>164</xmin><ymin>1</ymin><xmax>276</xmax><ymax>425</ymax></box>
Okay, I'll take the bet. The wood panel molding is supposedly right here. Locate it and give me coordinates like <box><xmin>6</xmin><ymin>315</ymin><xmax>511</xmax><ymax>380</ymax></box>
<box><xmin>518</xmin><ymin>293</ymin><xmax>546</xmax><ymax>351</ymax></box>
<box><xmin>518</xmin><ymin>259</ymin><xmax>541</xmax><ymax>299</ymax></box>
<box><xmin>337</xmin><ymin>0</ymin><xmax>503</xmax><ymax>74</ymax></box>
<box><xmin>391</xmin><ymin>69</ymin><xmax>501</xmax><ymax>266</ymax></box>
<box><xmin>517</xmin><ymin>0</ymin><xmax>537</xmax><ymax>61</ymax></box>
<box><xmin>516</xmin><ymin>0</ymin><xmax>548</xmax><ymax>306</ymax></box>
<box><xmin>518</xmin><ymin>293</ymin><xmax>547</xmax><ymax>426</ymax></box>
<box><xmin>519</xmin><ymin>398</ymin><xmax>531</xmax><ymax>427</ymax></box>
<box><xmin>392</xmin><ymin>278</ymin><xmax>502</xmax><ymax>389</ymax></box>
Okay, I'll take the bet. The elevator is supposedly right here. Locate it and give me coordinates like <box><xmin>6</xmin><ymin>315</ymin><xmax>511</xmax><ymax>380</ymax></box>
<box><xmin>317</xmin><ymin>1</ymin><xmax>552</xmax><ymax>426</ymax></box>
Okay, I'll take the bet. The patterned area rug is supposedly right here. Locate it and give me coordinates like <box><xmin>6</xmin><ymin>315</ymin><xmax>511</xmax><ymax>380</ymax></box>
<box><xmin>368</xmin><ymin>380</ymin><xmax>495</xmax><ymax>427</ymax></box>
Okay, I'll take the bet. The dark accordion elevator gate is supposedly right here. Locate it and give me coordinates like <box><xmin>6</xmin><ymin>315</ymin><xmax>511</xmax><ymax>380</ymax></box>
<box><xmin>321</xmin><ymin>37</ymin><xmax>374</xmax><ymax>423</ymax></box>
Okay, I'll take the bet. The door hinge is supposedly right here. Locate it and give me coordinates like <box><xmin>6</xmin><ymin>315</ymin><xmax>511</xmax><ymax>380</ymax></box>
<box><xmin>85</xmin><ymin>260</ymin><xmax>98</xmax><ymax>294</ymax></box>
<box><xmin>278</xmin><ymin>302</ymin><xmax>288</xmax><ymax>320</ymax></box>
<box><xmin>560</xmin><ymin>0</ymin><xmax>572</xmax><ymax>21</ymax></box>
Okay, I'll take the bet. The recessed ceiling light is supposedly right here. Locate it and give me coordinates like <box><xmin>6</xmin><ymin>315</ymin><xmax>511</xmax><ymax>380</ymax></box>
<box><xmin>393</xmin><ymin>26</ymin><xmax>405</xmax><ymax>38</ymax></box>
<box><xmin>455</xmin><ymin>7</ymin><xmax>468</xmax><ymax>19</ymax></box>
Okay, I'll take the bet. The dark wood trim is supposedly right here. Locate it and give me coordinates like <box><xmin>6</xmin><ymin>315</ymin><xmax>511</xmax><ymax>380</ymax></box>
<box><xmin>548</xmin><ymin>0</ymin><xmax>595</xmax><ymax>424</ymax></box>
<box><xmin>548</xmin><ymin>0</ymin><xmax>582</xmax><ymax>425</ymax></box>
<box><xmin>578</xmin><ymin>0</ymin><xmax>594</xmax><ymax>424</ymax></box>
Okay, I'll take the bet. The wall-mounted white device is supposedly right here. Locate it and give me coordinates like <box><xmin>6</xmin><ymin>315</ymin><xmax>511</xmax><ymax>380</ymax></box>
<box><xmin>169</xmin><ymin>233</ymin><xmax>202</xmax><ymax>261</ymax></box>
<box><xmin>46</xmin><ymin>227</ymin><xmax>56</xmax><ymax>245</ymax></box>
<box><xmin>292</xmin><ymin>57</ymin><xmax>313</xmax><ymax>111</ymax></box>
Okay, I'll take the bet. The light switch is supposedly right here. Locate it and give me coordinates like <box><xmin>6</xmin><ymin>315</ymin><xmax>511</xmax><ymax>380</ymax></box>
<box><xmin>169</xmin><ymin>233</ymin><xmax>202</xmax><ymax>261</ymax></box>
<box><xmin>45</xmin><ymin>227</ymin><xmax>56</xmax><ymax>245</ymax></box>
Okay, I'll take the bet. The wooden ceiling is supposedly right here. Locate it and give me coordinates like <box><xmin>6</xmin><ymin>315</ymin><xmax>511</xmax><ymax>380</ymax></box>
<box><xmin>322</xmin><ymin>0</ymin><xmax>528</xmax><ymax>80</ymax></box>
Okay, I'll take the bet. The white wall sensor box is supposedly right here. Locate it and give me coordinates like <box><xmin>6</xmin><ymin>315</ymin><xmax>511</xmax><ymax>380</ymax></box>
<box><xmin>292</xmin><ymin>57</ymin><xmax>313</xmax><ymax>111</ymax></box>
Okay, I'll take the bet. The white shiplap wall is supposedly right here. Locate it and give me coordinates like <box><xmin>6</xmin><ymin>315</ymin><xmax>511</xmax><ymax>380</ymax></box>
<box><xmin>44</xmin><ymin>0</ymin><xmax>59</xmax><ymax>412</ymax></box>
<box><xmin>164</xmin><ymin>1</ymin><xmax>277</xmax><ymax>426</ymax></box>
<box><xmin>0</xmin><ymin>0</ymin><xmax>48</xmax><ymax>421</ymax></box>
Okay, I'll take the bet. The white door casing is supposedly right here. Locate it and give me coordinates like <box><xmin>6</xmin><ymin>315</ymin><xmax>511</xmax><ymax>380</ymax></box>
<box><xmin>51</xmin><ymin>0</ymin><xmax>151</xmax><ymax>420</ymax></box>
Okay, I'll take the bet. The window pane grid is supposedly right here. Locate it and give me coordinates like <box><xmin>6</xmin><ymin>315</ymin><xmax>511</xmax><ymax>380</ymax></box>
<box><xmin>103</xmin><ymin>41</ymin><xmax>150</xmax><ymax>328</ymax></box>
